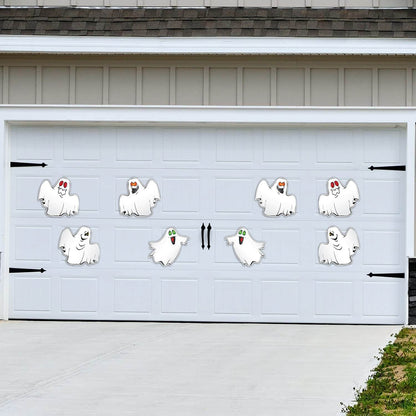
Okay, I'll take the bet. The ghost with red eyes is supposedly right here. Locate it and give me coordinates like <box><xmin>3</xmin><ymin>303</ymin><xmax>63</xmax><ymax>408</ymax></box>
<box><xmin>119</xmin><ymin>177</ymin><xmax>160</xmax><ymax>216</ymax></box>
<box><xmin>255</xmin><ymin>177</ymin><xmax>297</xmax><ymax>216</ymax></box>
<box><xmin>38</xmin><ymin>177</ymin><xmax>80</xmax><ymax>217</ymax></box>
<box><xmin>318</xmin><ymin>177</ymin><xmax>359</xmax><ymax>216</ymax></box>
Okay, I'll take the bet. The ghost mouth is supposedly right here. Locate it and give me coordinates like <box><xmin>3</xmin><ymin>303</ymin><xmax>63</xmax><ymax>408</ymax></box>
<box><xmin>171</xmin><ymin>236</ymin><xmax>176</xmax><ymax>245</ymax></box>
<box><xmin>80</xmin><ymin>233</ymin><xmax>89</xmax><ymax>241</ymax></box>
<box><xmin>58</xmin><ymin>188</ymin><xmax>67</xmax><ymax>198</ymax></box>
<box><xmin>131</xmin><ymin>186</ymin><xmax>138</xmax><ymax>194</ymax></box>
<box><xmin>239</xmin><ymin>236</ymin><xmax>244</xmax><ymax>245</ymax></box>
<box><xmin>277</xmin><ymin>186</ymin><xmax>284</xmax><ymax>194</ymax></box>
<box><xmin>331</xmin><ymin>188</ymin><xmax>340</xmax><ymax>198</ymax></box>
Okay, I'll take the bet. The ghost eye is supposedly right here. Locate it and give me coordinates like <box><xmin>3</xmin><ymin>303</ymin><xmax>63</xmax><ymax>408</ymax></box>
<box><xmin>169</xmin><ymin>231</ymin><xmax>172</xmax><ymax>236</ymax></box>
<box><xmin>59</xmin><ymin>181</ymin><xmax>63</xmax><ymax>186</ymax></box>
<box><xmin>243</xmin><ymin>231</ymin><xmax>246</xmax><ymax>236</ymax></box>
<box><xmin>330</xmin><ymin>182</ymin><xmax>334</xmax><ymax>188</ymax></box>
<box><xmin>335</xmin><ymin>181</ymin><xmax>339</xmax><ymax>186</ymax></box>
<box><xmin>172</xmin><ymin>230</ymin><xmax>176</xmax><ymax>235</ymax></box>
<box><xmin>64</xmin><ymin>182</ymin><xmax>67</xmax><ymax>188</ymax></box>
<box><xmin>239</xmin><ymin>230</ymin><xmax>242</xmax><ymax>235</ymax></box>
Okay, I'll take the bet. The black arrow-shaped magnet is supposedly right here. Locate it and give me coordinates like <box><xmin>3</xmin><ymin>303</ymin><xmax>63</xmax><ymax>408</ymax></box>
<box><xmin>201</xmin><ymin>223</ymin><xmax>205</xmax><ymax>250</ymax></box>
<box><xmin>207</xmin><ymin>223</ymin><xmax>212</xmax><ymax>250</ymax></box>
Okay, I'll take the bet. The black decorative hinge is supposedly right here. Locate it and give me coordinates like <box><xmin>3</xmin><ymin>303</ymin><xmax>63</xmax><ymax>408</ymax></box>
<box><xmin>9</xmin><ymin>267</ymin><xmax>46</xmax><ymax>273</ymax></box>
<box><xmin>10</xmin><ymin>162</ymin><xmax>47</xmax><ymax>168</ymax></box>
<box><xmin>368</xmin><ymin>165</ymin><xmax>406</xmax><ymax>171</ymax></box>
<box><xmin>367</xmin><ymin>272</ymin><xmax>405</xmax><ymax>279</ymax></box>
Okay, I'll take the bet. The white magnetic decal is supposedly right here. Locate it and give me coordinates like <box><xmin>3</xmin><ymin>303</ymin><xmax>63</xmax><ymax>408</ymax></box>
<box><xmin>38</xmin><ymin>177</ymin><xmax>79</xmax><ymax>216</ymax></box>
<box><xmin>119</xmin><ymin>177</ymin><xmax>160</xmax><ymax>216</ymax></box>
<box><xmin>255</xmin><ymin>178</ymin><xmax>296</xmax><ymax>216</ymax></box>
<box><xmin>318</xmin><ymin>177</ymin><xmax>359</xmax><ymax>216</ymax></box>
<box><xmin>318</xmin><ymin>226</ymin><xmax>359</xmax><ymax>266</ymax></box>
<box><xmin>149</xmin><ymin>227</ymin><xmax>188</xmax><ymax>266</ymax></box>
<box><xmin>59</xmin><ymin>226</ymin><xmax>100</xmax><ymax>265</ymax></box>
<box><xmin>226</xmin><ymin>227</ymin><xmax>265</xmax><ymax>266</ymax></box>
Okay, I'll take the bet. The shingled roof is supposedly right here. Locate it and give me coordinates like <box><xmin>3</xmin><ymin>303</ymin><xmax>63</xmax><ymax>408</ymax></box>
<box><xmin>0</xmin><ymin>7</ymin><xmax>415</xmax><ymax>37</ymax></box>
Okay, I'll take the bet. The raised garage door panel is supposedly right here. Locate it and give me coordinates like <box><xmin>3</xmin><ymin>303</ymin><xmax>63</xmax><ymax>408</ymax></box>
<box><xmin>9</xmin><ymin>125</ymin><xmax>406</xmax><ymax>323</ymax></box>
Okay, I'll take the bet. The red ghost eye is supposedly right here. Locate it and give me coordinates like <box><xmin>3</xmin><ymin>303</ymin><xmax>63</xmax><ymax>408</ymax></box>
<box><xmin>59</xmin><ymin>181</ymin><xmax>63</xmax><ymax>186</ymax></box>
<box><xmin>335</xmin><ymin>181</ymin><xmax>339</xmax><ymax>186</ymax></box>
<box><xmin>64</xmin><ymin>182</ymin><xmax>67</xmax><ymax>188</ymax></box>
<box><xmin>330</xmin><ymin>182</ymin><xmax>334</xmax><ymax>188</ymax></box>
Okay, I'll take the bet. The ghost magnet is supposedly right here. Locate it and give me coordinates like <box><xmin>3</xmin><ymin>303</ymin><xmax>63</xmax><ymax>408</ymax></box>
<box><xmin>255</xmin><ymin>178</ymin><xmax>296</xmax><ymax>216</ymax></box>
<box><xmin>226</xmin><ymin>227</ymin><xmax>265</xmax><ymax>266</ymax></box>
<box><xmin>119</xmin><ymin>177</ymin><xmax>160</xmax><ymax>216</ymax></box>
<box><xmin>319</xmin><ymin>178</ymin><xmax>359</xmax><ymax>216</ymax></box>
<box><xmin>318</xmin><ymin>226</ymin><xmax>359</xmax><ymax>266</ymax></box>
<box><xmin>59</xmin><ymin>226</ymin><xmax>100</xmax><ymax>265</ymax></box>
<box><xmin>38</xmin><ymin>177</ymin><xmax>79</xmax><ymax>217</ymax></box>
<box><xmin>149</xmin><ymin>228</ymin><xmax>188</xmax><ymax>266</ymax></box>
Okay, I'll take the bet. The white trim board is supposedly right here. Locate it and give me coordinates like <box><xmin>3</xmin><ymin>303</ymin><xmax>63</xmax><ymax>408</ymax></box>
<box><xmin>1</xmin><ymin>36</ymin><xmax>416</xmax><ymax>56</ymax></box>
<box><xmin>0</xmin><ymin>105</ymin><xmax>414</xmax><ymax>324</ymax></box>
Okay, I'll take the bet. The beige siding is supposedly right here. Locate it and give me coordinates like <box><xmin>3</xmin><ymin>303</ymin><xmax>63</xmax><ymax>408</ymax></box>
<box><xmin>1</xmin><ymin>0</ymin><xmax>410</xmax><ymax>7</ymax></box>
<box><xmin>175</xmin><ymin>68</ymin><xmax>204</xmax><ymax>105</ymax></box>
<box><xmin>344</xmin><ymin>69</ymin><xmax>372</xmax><ymax>106</ymax></box>
<box><xmin>243</xmin><ymin>68</ymin><xmax>271</xmax><ymax>106</ymax></box>
<box><xmin>310</xmin><ymin>68</ymin><xmax>338</xmax><ymax>106</ymax></box>
<box><xmin>42</xmin><ymin>67</ymin><xmax>70</xmax><ymax>104</ymax></box>
<box><xmin>378</xmin><ymin>69</ymin><xmax>407</xmax><ymax>106</ymax></box>
<box><xmin>109</xmin><ymin>67</ymin><xmax>136</xmax><ymax>105</ymax></box>
<box><xmin>75</xmin><ymin>67</ymin><xmax>103</xmax><ymax>104</ymax></box>
<box><xmin>1</xmin><ymin>56</ymin><xmax>416</xmax><ymax>107</ymax></box>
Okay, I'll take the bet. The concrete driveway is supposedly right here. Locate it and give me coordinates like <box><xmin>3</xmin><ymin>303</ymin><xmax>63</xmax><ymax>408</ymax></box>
<box><xmin>0</xmin><ymin>321</ymin><xmax>399</xmax><ymax>416</ymax></box>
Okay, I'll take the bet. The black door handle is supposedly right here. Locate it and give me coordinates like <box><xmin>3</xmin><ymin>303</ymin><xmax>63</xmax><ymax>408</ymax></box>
<box><xmin>201</xmin><ymin>223</ymin><xmax>205</xmax><ymax>250</ymax></box>
<box><xmin>207</xmin><ymin>223</ymin><xmax>211</xmax><ymax>250</ymax></box>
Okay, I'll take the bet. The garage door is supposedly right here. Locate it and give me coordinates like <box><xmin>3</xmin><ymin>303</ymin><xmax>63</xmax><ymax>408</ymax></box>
<box><xmin>9</xmin><ymin>124</ymin><xmax>406</xmax><ymax>323</ymax></box>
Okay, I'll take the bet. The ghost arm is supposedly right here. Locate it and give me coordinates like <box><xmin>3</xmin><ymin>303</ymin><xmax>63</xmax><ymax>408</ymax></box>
<box><xmin>145</xmin><ymin>180</ymin><xmax>161</xmax><ymax>208</ymax></box>
<box><xmin>85</xmin><ymin>243</ymin><xmax>100</xmax><ymax>264</ymax></box>
<box><xmin>345</xmin><ymin>228</ymin><xmax>360</xmax><ymax>254</ymax></box>
<box><xmin>38</xmin><ymin>180</ymin><xmax>53</xmax><ymax>207</ymax></box>
<box><xmin>119</xmin><ymin>194</ymin><xmax>132</xmax><ymax>216</ymax></box>
<box><xmin>318</xmin><ymin>243</ymin><xmax>336</xmax><ymax>264</ymax></box>
<box><xmin>346</xmin><ymin>180</ymin><xmax>360</xmax><ymax>205</ymax></box>
<box><xmin>319</xmin><ymin>194</ymin><xmax>333</xmax><ymax>216</ymax></box>
<box><xmin>65</xmin><ymin>194</ymin><xmax>79</xmax><ymax>215</ymax></box>
<box><xmin>59</xmin><ymin>228</ymin><xmax>73</xmax><ymax>258</ymax></box>
<box><xmin>177</xmin><ymin>235</ymin><xmax>188</xmax><ymax>245</ymax></box>
<box><xmin>226</xmin><ymin>235</ymin><xmax>237</xmax><ymax>245</ymax></box>
<box><xmin>255</xmin><ymin>180</ymin><xmax>270</xmax><ymax>208</ymax></box>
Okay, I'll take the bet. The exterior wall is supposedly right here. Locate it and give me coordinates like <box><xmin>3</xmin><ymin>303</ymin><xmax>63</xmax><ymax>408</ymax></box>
<box><xmin>2</xmin><ymin>0</ymin><xmax>414</xmax><ymax>7</ymax></box>
<box><xmin>1</xmin><ymin>55</ymin><xmax>416</xmax><ymax>107</ymax></box>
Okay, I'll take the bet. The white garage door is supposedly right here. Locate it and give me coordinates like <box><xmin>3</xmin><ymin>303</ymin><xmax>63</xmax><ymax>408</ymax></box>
<box><xmin>9</xmin><ymin>124</ymin><xmax>407</xmax><ymax>323</ymax></box>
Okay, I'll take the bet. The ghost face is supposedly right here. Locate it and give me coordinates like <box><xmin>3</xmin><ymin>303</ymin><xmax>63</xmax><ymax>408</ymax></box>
<box><xmin>76</xmin><ymin>226</ymin><xmax>91</xmax><ymax>250</ymax></box>
<box><xmin>328</xmin><ymin>178</ymin><xmax>341</xmax><ymax>198</ymax></box>
<box><xmin>168</xmin><ymin>228</ymin><xmax>177</xmax><ymax>245</ymax></box>
<box><xmin>237</xmin><ymin>228</ymin><xmax>247</xmax><ymax>245</ymax></box>
<box><xmin>56</xmin><ymin>178</ymin><xmax>70</xmax><ymax>198</ymax></box>
<box><xmin>128</xmin><ymin>178</ymin><xmax>140</xmax><ymax>195</ymax></box>
<box><xmin>327</xmin><ymin>226</ymin><xmax>342</xmax><ymax>251</ymax></box>
<box><xmin>275</xmin><ymin>178</ymin><xmax>287</xmax><ymax>195</ymax></box>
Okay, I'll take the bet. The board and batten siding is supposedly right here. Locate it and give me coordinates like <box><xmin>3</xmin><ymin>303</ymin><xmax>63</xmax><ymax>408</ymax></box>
<box><xmin>1</xmin><ymin>0</ymin><xmax>413</xmax><ymax>7</ymax></box>
<box><xmin>2</xmin><ymin>56</ymin><xmax>416</xmax><ymax>106</ymax></box>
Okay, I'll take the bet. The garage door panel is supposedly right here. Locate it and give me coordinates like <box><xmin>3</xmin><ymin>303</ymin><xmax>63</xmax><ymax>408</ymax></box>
<box><xmin>9</xmin><ymin>124</ymin><xmax>407</xmax><ymax>323</ymax></box>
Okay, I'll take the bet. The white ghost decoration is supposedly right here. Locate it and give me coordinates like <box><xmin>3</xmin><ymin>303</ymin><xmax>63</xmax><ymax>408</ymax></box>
<box><xmin>59</xmin><ymin>226</ymin><xmax>100</xmax><ymax>265</ymax></box>
<box><xmin>119</xmin><ymin>177</ymin><xmax>160</xmax><ymax>216</ymax></box>
<box><xmin>318</xmin><ymin>226</ymin><xmax>359</xmax><ymax>265</ymax></box>
<box><xmin>226</xmin><ymin>227</ymin><xmax>265</xmax><ymax>266</ymax></box>
<box><xmin>318</xmin><ymin>178</ymin><xmax>359</xmax><ymax>216</ymax></box>
<box><xmin>38</xmin><ymin>177</ymin><xmax>79</xmax><ymax>217</ymax></box>
<box><xmin>149</xmin><ymin>227</ymin><xmax>188</xmax><ymax>266</ymax></box>
<box><xmin>255</xmin><ymin>178</ymin><xmax>297</xmax><ymax>216</ymax></box>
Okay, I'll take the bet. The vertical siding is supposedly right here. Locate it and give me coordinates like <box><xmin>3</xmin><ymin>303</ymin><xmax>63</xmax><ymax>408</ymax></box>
<box><xmin>2</xmin><ymin>59</ymin><xmax>416</xmax><ymax>107</ymax></box>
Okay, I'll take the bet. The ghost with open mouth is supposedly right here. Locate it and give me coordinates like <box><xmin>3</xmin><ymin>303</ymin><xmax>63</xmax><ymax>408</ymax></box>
<box><xmin>318</xmin><ymin>226</ymin><xmax>359</xmax><ymax>265</ymax></box>
<box><xmin>38</xmin><ymin>177</ymin><xmax>79</xmax><ymax>216</ymax></box>
<box><xmin>119</xmin><ymin>177</ymin><xmax>160</xmax><ymax>216</ymax></box>
<box><xmin>318</xmin><ymin>177</ymin><xmax>359</xmax><ymax>216</ymax></box>
<box><xmin>59</xmin><ymin>226</ymin><xmax>100</xmax><ymax>265</ymax></box>
<box><xmin>226</xmin><ymin>227</ymin><xmax>265</xmax><ymax>266</ymax></box>
<box><xmin>255</xmin><ymin>178</ymin><xmax>297</xmax><ymax>216</ymax></box>
<box><xmin>149</xmin><ymin>227</ymin><xmax>188</xmax><ymax>266</ymax></box>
